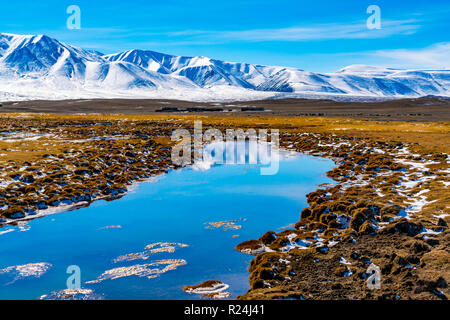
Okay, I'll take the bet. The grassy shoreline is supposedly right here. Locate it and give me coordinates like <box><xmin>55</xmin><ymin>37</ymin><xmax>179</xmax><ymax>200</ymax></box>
<box><xmin>0</xmin><ymin>113</ymin><xmax>448</xmax><ymax>300</ymax></box>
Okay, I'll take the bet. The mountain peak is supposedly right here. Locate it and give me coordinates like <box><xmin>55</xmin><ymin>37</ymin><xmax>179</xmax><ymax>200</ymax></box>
<box><xmin>0</xmin><ymin>32</ymin><xmax>449</xmax><ymax>101</ymax></box>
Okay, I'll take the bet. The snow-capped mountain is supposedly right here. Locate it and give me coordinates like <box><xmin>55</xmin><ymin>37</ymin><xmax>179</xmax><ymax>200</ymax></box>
<box><xmin>103</xmin><ymin>50</ymin><xmax>285</xmax><ymax>89</ymax></box>
<box><xmin>1</xmin><ymin>32</ymin><xmax>449</xmax><ymax>101</ymax></box>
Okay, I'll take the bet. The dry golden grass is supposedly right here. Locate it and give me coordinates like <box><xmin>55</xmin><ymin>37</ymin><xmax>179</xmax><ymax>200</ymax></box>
<box><xmin>2</xmin><ymin>112</ymin><xmax>448</xmax><ymax>136</ymax></box>
<box><xmin>1</xmin><ymin>112</ymin><xmax>448</xmax><ymax>164</ymax></box>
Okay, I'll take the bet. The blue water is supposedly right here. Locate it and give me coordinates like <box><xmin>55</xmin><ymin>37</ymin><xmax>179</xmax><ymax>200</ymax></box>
<box><xmin>0</xmin><ymin>154</ymin><xmax>334</xmax><ymax>300</ymax></box>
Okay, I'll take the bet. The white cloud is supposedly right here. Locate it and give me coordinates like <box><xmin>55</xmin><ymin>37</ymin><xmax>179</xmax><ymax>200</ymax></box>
<box><xmin>373</xmin><ymin>42</ymin><xmax>450</xmax><ymax>69</ymax></box>
<box><xmin>166</xmin><ymin>19</ymin><xmax>420</xmax><ymax>43</ymax></box>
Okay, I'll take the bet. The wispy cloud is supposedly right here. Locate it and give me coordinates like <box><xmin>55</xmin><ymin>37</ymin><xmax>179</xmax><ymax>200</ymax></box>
<box><xmin>163</xmin><ymin>19</ymin><xmax>420</xmax><ymax>43</ymax></box>
<box><xmin>373</xmin><ymin>42</ymin><xmax>450</xmax><ymax>69</ymax></box>
<box><xmin>4</xmin><ymin>18</ymin><xmax>421</xmax><ymax>52</ymax></box>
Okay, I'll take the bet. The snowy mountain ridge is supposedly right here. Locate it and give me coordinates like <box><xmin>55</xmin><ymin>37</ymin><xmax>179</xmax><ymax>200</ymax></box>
<box><xmin>1</xmin><ymin>33</ymin><xmax>449</xmax><ymax>102</ymax></box>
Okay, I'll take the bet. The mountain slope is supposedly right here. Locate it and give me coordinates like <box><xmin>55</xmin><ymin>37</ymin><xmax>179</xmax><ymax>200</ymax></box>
<box><xmin>0</xmin><ymin>33</ymin><xmax>103</xmax><ymax>77</ymax></box>
<box><xmin>0</xmin><ymin>33</ymin><xmax>449</xmax><ymax>101</ymax></box>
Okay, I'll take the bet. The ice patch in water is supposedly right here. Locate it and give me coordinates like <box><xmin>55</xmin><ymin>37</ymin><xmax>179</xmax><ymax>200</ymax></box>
<box><xmin>86</xmin><ymin>259</ymin><xmax>187</xmax><ymax>284</ymax></box>
<box><xmin>113</xmin><ymin>242</ymin><xmax>188</xmax><ymax>263</ymax></box>
<box><xmin>40</xmin><ymin>288</ymin><xmax>103</xmax><ymax>300</ymax></box>
<box><xmin>204</xmin><ymin>219</ymin><xmax>247</xmax><ymax>231</ymax></box>
<box><xmin>0</xmin><ymin>262</ymin><xmax>52</xmax><ymax>284</ymax></box>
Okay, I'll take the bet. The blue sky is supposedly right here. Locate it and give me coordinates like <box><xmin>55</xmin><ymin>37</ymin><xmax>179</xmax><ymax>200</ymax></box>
<box><xmin>1</xmin><ymin>0</ymin><xmax>449</xmax><ymax>72</ymax></box>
